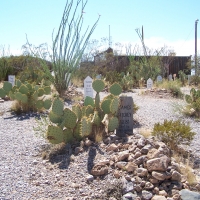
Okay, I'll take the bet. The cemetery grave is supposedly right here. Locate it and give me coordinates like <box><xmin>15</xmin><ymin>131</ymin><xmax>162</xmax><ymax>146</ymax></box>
<box><xmin>0</xmin><ymin>75</ymin><xmax>200</xmax><ymax>200</ymax></box>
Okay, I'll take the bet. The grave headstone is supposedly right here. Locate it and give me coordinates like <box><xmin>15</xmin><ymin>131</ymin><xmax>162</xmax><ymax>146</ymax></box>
<box><xmin>147</xmin><ymin>78</ymin><xmax>153</xmax><ymax>89</ymax></box>
<box><xmin>8</xmin><ymin>75</ymin><xmax>15</xmax><ymax>86</ymax></box>
<box><xmin>65</xmin><ymin>73</ymin><xmax>71</xmax><ymax>86</ymax></box>
<box><xmin>157</xmin><ymin>75</ymin><xmax>162</xmax><ymax>82</ymax></box>
<box><xmin>96</xmin><ymin>74</ymin><xmax>102</xmax><ymax>79</ymax></box>
<box><xmin>191</xmin><ymin>68</ymin><xmax>195</xmax><ymax>76</ymax></box>
<box><xmin>51</xmin><ymin>71</ymin><xmax>55</xmax><ymax>77</ymax></box>
<box><xmin>168</xmin><ymin>74</ymin><xmax>173</xmax><ymax>81</ymax></box>
<box><xmin>116</xmin><ymin>96</ymin><xmax>133</xmax><ymax>137</ymax></box>
<box><xmin>84</xmin><ymin>76</ymin><xmax>94</xmax><ymax>99</ymax></box>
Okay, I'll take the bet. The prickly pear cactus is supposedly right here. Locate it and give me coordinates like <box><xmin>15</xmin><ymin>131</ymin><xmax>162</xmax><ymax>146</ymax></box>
<box><xmin>0</xmin><ymin>79</ymin><xmax>52</xmax><ymax>113</ymax></box>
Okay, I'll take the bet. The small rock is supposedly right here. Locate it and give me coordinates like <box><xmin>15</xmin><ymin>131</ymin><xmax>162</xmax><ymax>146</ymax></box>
<box><xmin>116</xmin><ymin>161</ymin><xmax>127</xmax><ymax>170</ymax></box>
<box><xmin>90</xmin><ymin>164</ymin><xmax>108</xmax><ymax>176</ymax></box>
<box><xmin>146</xmin><ymin>156</ymin><xmax>170</xmax><ymax>172</ymax></box>
<box><xmin>107</xmin><ymin>144</ymin><xmax>118</xmax><ymax>151</ymax></box>
<box><xmin>171</xmin><ymin>170</ymin><xmax>182</xmax><ymax>182</ymax></box>
<box><xmin>122</xmin><ymin>192</ymin><xmax>138</xmax><ymax>199</ymax></box>
<box><xmin>179</xmin><ymin>189</ymin><xmax>200</xmax><ymax>200</ymax></box>
<box><xmin>151</xmin><ymin>195</ymin><xmax>167</xmax><ymax>200</ymax></box>
<box><xmin>74</xmin><ymin>147</ymin><xmax>83</xmax><ymax>155</ymax></box>
<box><xmin>32</xmin><ymin>159</ymin><xmax>39</xmax><ymax>165</ymax></box>
<box><xmin>85</xmin><ymin>138</ymin><xmax>92</xmax><ymax>146</ymax></box>
<box><xmin>144</xmin><ymin>182</ymin><xmax>154</xmax><ymax>190</ymax></box>
<box><xmin>86</xmin><ymin>174</ymin><xmax>94</xmax><ymax>182</ymax></box>
<box><xmin>159</xmin><ymin>190</ymin><xmax>167</xmax><ymax>197</ymax></box>
<box><xmin>113</xmin><ymin>170</ymin><xmax>121</xmax><ymax>178</ymax></box>
<box><xmin>141</xmin><ymin>190</ymin><xmax>153</xmax><ymax>200</ymax></box>
<box><xmin>125</xmin><ymin>162</ymin><xmax>138</xmax><ymax>172</ymax></box>
<box><xmin>118</xmin><ymin>150</ymin><xmax>129</xmax><ymax>161</ymax></box>
<box><xmin>152</xmin><ymin>171</ymin><xmax>171</xmax><ymax>181</ymax></box>
<box><xmin>136</xmin><ymin>168</ymin><xmax>148</xmax><ymax>177</ymax></box>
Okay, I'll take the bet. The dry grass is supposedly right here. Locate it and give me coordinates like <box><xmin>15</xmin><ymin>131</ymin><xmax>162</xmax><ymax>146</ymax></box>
<box><xmin>173</xmin><ymin>152</ymin><xmax>198</xmax><ymax>186</ymax></box>
<box><xmin>139</xmin><ymin>128</ymin><xmax>152</xmax><ymax>138</ymax></box>
<box><xmin>71</xmin><ymin>77</ymin><xmax>83</xmax><ymax>87</ymax></box>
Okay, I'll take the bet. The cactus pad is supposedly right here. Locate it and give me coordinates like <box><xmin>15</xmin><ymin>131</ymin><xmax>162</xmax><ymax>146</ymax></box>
<box><xmin>21</xmin><ymin>94</ymin><xmax>28</xmax><ymax>103</ymax></box>
<box><xmin>15</xmin><ymin>92</ymin><xmax>23</xmax><ymax>101</ymax></box>
<box><xmin>8</xmin><ymin>91</ymin><xmax>15</xmax><ymax>100</ymax></box>
<box><xmin>110</xmin><ymin>97</ymin><xmax>120</xmax><ymax>114</ymax></box>
<box><xmin>3</xmin><ymin>81</ymin><xmax>12</xmax><ymax>93</ymax></box>
<box><xmin>38</xmin><ymin>88</ymin><xmax>45</xmax><ymax>97</ymax></box>
<box><xmin>185</xmin><ymin>94</ymin><xmax>192</xmax><ymax>104</ymax></box>
<box><xmin>44</xmin><ymin>86</ymin><xmax>51</xmax><ymax>95</ymax></box>
<box><xmin>101</xmin><ymin>99</ymin><xmax>111</xmax><ymax>114</ymax></box>
<box><xmin>95</xmin><ymin>93</ymin><xmax>100</xmax><ymax>109</ymax></box>
<box><xmin>19</xmin><ymin>84</ymin><xmax>29</xmax><ymax>94</ymax></box>
<box><xmin>80</xmin><ymin>117</ymin><xmax>92</xmax><ymax>137</ymax></box>
<box><xmin>85</xmin><ymin>105</ymin><xmax>94</xmax><ymax>117</ymax></box>
<box><xmin>52</xmin><ymin>98</ymin><xmax>64</xmax><ymax>116</ymax></box>
<box><xmin>108</xmin><ymin>116</ymin><xmax>119</xmax><ymax>131</ymax></box>
<box><xmin>84</xmin><ymin>96</ymin><xmax>95</xmax><ymax>107</ymax></box>
<box><xmin>92</xmin><ymin>111</ymin><xmax>101</xmax><ymax>126</ymax></box>
<box><xmin>63</xmin><ymin>108</ymin><xmax>77</xmax><ymax>129</ymax></box>
<box><xmin>63</xmin><ymin>129</ymin><xmax>74</xmax><ymax>143</ymax></box>
<box><xmin>73</xmin><ymin>122</ymin><xmax>82</xmax><ymax>141</ymax></box>
<box><xmin>49</xmin><ymin>111</ymin><xmax>63</xmax><ymax>124</ymax></box>
<box><xmin>43</xmin><ymin>99</ymin><xmax>52</xmax><ymax>110</ymax></box>
<box><xmin>0</xmin><ymin>89</ymin><xmax>6</xmax><ymax>98</ymax></box>
<box><xmin>109</xmin><ymin>82</ymin><xmax>122</xmax><ymax>96</ymax></box>
<box><xmin>92</xmin><ymin>79</ymin><xmax>105</xmax><ymax>92</ymax></box>
<box><xmin>16</xmin><ymin>80</ymin><xmax>21</xmax><ymax>88</ymax></box>
<box><xmin>72</xmin><ymin>105</ymin><xmax>82</xmax><ymax>120</ymax></box>
<box><xmin>46</xmin><ymin>125</ymin><xmax>63</xmax><ymax>144</ymax></box>
<box><xmin>35</xmin><ymin>100</ymin><xmax>44</xmax><ymax>109</ymax></box>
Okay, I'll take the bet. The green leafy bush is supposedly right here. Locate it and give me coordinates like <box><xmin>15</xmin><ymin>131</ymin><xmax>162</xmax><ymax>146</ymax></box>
<box><xmin>184</xmin><ymin>88</ymin><xmax>200</xmax><ymax>118</ymax></box>
<box><xmin>152</xmin><ymin>119</ymin><xmax>196</xmax><ymax>150</ymax></box>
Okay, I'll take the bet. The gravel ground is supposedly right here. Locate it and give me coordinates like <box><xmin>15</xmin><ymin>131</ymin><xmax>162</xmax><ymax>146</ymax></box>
<box><xmin>0</xmin><ymin>88</ymin><xmax>200</xmax><ymax>199</ymax></box>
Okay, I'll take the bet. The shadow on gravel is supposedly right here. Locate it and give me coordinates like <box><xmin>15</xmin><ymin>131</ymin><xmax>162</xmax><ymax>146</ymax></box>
<box><xmin>47</xmin><ymin>143</ymin><xmax>73</xmax><ymax>169</ymax></box>
<box><xmin>133</xmin><ymin>119</ymin><xmax>142</xmax><ymax>129</ymax></box>
<box><xmin>3</xmin><ymin>112</ymin><xmax>42</xmax><ymax>121</ymax></box>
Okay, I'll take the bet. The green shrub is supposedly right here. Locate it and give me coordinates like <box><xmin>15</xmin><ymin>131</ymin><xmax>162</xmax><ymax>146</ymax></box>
<box><xmin>178</xmin><ymin>70</ymin><xmax>188</xmax><ymax>86</ymax></box>
<box><xmin>152</xmin><ymin>119</ymin><xmax>196</xmax><ymax>150</ymax></box>
<box><xmin>184</xmin><ymin>88</ymin><xmax>200</xmax><ymax>118</ymax></box>
<box><xmin>156</xmin><ymin>79</ymin><xmax>183</xmax><ymax>98</ymax></box>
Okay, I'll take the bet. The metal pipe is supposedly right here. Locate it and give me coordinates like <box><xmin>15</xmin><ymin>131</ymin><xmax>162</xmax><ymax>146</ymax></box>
<box><xmin>195</xmin><ymin>19</ymin><xmax>199</xmax><ymax>75</ymax></box>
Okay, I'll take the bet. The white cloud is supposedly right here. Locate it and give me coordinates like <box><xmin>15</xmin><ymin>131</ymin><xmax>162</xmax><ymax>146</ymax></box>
<box><xmin>144</xmin><ymin>37</ymin><xmax>195</xmax><ymax>56</ymax></box>
<box><xmin>116</xmin><ymin>37</ymin><xmax>198</xmax><ymax>56</ymax></box>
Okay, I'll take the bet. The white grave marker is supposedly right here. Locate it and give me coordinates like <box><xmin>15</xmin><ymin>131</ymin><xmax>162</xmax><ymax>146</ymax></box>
<box><xmin>84</xmin><ymin>76</ymin><xmax>94</xmax><ymax>99</ymax></box>
<box><xmin>96</xmin><ymin>74</ymin><xmax>102</xmax><ymax>79</ymax></box>
<box><xmin>51</xmin><ymin>71</ymin><xmax>55</xmax><ymax>77</ymax></box>
<box><xmin>168</xmin><ymin>74</ymin><xmax>173</xmax><ymax>81</ymax></box>
<box><xmin>8</xmin><ymin>75</ymin><xmax>15</xmax><ymax>86</ymax></box>
<box><xmin>147</xmin><ymin>78</ymin><xmax>153</xmax><ymax>89</ymax></box>
<box><xmin>191</xmin><ymin>68</ymin><xmax>195</xmax><ymax>76</ymax></box>
<box><xmin>157</xmin><ymin>75</ymin><xmax>162</xmax><ymax>82</ymax></box>
<box><xmin>65</xmin><ymin>73</ymin><xmax>71</xmax><ymax>86</ymax></box>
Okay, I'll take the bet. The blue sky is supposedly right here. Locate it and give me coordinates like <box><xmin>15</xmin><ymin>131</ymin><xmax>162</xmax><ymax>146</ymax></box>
<box><xmin>0</xmin><ymin>0</ymin><xmax>199</xmax><ymax>56</ymax></box>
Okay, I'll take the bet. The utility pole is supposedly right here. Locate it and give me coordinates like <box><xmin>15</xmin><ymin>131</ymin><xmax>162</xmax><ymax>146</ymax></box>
<box><xmin>195</xmin><ymin>19</ymin><xmax>199</xmax><ymax>75</ymax></box>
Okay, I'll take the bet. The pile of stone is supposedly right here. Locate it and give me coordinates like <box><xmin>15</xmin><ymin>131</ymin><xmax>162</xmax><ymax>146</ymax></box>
<box><xmin>84</xmin><ymin>133</ymin><xmax>200</xmax><ymax>200</ymax></box>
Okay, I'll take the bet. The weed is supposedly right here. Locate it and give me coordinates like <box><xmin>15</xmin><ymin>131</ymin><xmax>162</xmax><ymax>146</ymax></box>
<box><xmin>152</xmin><ymin>119</ymin><xmax>196</xmax><ymax>150</ymax></box>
